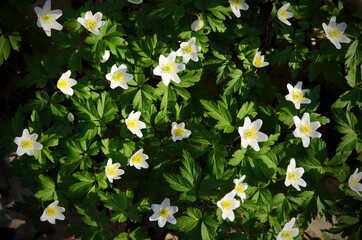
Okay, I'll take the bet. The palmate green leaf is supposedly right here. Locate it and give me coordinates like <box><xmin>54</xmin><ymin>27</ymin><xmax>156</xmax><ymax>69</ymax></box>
<box><xmin>97</xmin><ymin>91</ymin><xmax>118</xmax><ymax>122</ymax></box>
<box><xmin>0</xmin><ymin>33</ymin><xmax>10</xmax><ymax>65</ymax></box>
<box><xmin>163</xmin><ymin>173</ymin><xmax>193</xmax><ymax>192</ymax></box>
<box><xmin>207</xmin><ymin>14</ymin><xmax>226</xmax><ymax>32</ymax></box>
<box><xmin>133</xmin><ymin>85</ymin><xmax>155</xmax><ymax>112</ymax></box>
<box><xmin>35</xmin><ymin>175</ymin><xmax>56</xmax><ymax>201</ymax></box>
<box><xmin>345</xmin><ymin>40</ymin><xmax>361</xmax><ymax>69</ymax></box>
<box><xmin>332</xmin><ymin>88</ymin><xmax>362</xmax><ymax>110</ymax></box>
<box><xmin>180</xmin><ymin>150</ymin><xmax>202</xmax><ymax>187</ymax></box>
<box><xmin>200</xmin><ymin>99</ymin><xmax>234</xmax><ymax>133</ymax></box>
<box><xmin>68</xmin><ymin>171</ymin><xmax>95</xmax><ymax>199</ymax></box>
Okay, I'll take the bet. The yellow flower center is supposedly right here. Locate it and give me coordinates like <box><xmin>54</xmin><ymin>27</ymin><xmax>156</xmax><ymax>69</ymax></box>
<box><xmin>232</xmin><ymin>0</ymin><xmax>243</xmax><ymax>7</ymax></box>
<box><xmin>46</xmin><ymin>207</ymin><xmax>57</xmax><ymax>217</ymax></box>
<box><xmin>352</xmin><ymin>178</ymin><xmax>358</xmax><ymax>186</ymax></box>
<box><xmin>245</xmin><ymin>128</ymin><xmax>257</xmax><ymax>140</ymax></box>
<box><xmin>107</xmin><ymin>166</ymin><xmax>117</xmax><ymax>176</ymax></box>
<box><xmin>174</xmin><ymin>128</ymin><xmax>184</xmax><ymax>137</ymax></box>
<box><xmin>132</xmin><ymin>154</ymin><xmax>143</xmax><ymax>164</ymax></box>
<box><xmin>221</xmin><ymin>200</ymin><xmax>232</xmax><ymax>210</ymax></box>
<box><xmin>330</xmin><ymin>27</ymin><xmax>342</xmax><ymax>39</ymax></box>
<box><xmin>282</xmin><ymin>230</ymin><xmax>293</xmax><ymax>240</ymax></box>
<box><xmin>184</xmin><ymin>46</ymin><xmax>193</xmax><ymax>55</ymax></box>
<box><xmin>236</xmin><ymin>184</ymin><xmax>246</xmax><ymax>194</ymax></box>
<box><xmin>159</xmin><ymin>208</ymin><xmax>169</xmax><ymax>218</ymax></box>
<box><xmin>41</xmin><ymin>12</ymin><xmax>54</xmax><ymax>24</ymax></box>
<box><xmin>163</xmin><ymin>63</ymin><xmax>176</xmax><ymax>74</ymax></box>
<box><xmin>254</xmin><ymin>57</ymin><xmax>263</xmax><ymax>67</ymax></box>
<box><xmin>113</xmin><ymin>72</ymin><xmax>124</xmax><ymax>82</ymax></box>
<box><xmin>301</xmin><ymin>124</ymin><xmax>312</xmax><ymax>135</ymax></box>
<box><xmin>21</xmin><ymin>140</ymin><xmax>33</xmax><ymax>149</ymax></box>
<box><xmin>288</xmin><ymin>171</ymin><xmax>299</xmax><ymax>181</ymax></box>
<box><xmin>58</xmin><ymin>79</ymin><xmax>68</xmax><ymax>89</ymax></box>
<box><xmin>86</xmin><ymin>18</ymin><xmax>97</xmax><ymax>30</ymax></box>
<box><xmin>127</xmin><ymin>119</ymin><xmax>138</xmax><ymax>129</ymax></box>
<box><xmin>292</xmin><ymin>90</ymin><xmax>303</xmax><ymax>102</ymax></box>
<box><xmin>280</xmin><ymin>10</ymin><xmax>287</xmax><ymax>18</ymax></box>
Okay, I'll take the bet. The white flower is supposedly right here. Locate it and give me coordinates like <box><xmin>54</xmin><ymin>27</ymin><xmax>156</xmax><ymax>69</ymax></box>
<box><xmin>128</xmin><ymin>0</ymin><xmax>143</xmax><ymax>4</ymax></box>
<box><xmin>348</xmin><ymin>168</ymin><xmax>362</xmax><ymax>197</ymax></box>
<box><xmin>238</xmin><ymin>117</ymin><xmax>268</xmax><ymax>152</ymax></box>
<box><xmin>57</xmin><ymin>70</ymin><xmax>77</xmax><ymax>96</ymax></box>
<box><xmin>191</xmin><ymin>19</ymin><xmax>204</xmax><ymax>31</ymax></box>
<box><xmin>293</xmin><ymin>113</ymin><xmax>321</xmax><ymax>148</ymax></box>
<box><xmin>40</xmin><ymin>200</ymin><xmax>65</xmax><ymax>224</ymax></box>
<box><xmin>14</xmin><ymin>129</ymin><xmax>43</xmax><ymax>156</ymax></box>
<box><xmin>153</xmin><ymin>52</ymin><xmax>186</xmax><ymax>86</ymax></box>
<box><xmin>101</xmin><ymin>50</ymin><xmax>110</xmax><ymax>63</ymax></box>
<box><xmin>105</xmin><ymin>158</ymin><xmax>125</xmax><ymax>183</ymax></box>
<box><xmin>149</xmin><ymin>198</ymin><xmax>178</xmax><ymax>228</ymax></box>
<box><xmin>233</xmin><ymin>176</ymin><xmax>248</xmax><ymax>203</ymax></box>
<box><xmin>229</xmin><ymin>0</ymin><xmax>249</xmax><ymax>18</ymax></box>
<box><xmin>277</xmin><ymin>217</ymin><xmax>299</xmax><ymax>240</ymax></box>
<box><xmin>285</xmin><ymin>81</ymin><xmax>311</xmax><ymax>109</ymax></box>
<box><xmin>277</xmin><ymin>3</ymin><xmax>293</xmax><ymax>26</ymax></box>
<box><xmin>77</xmin><ymin>11</ymin><xmax>105</xmax><ymax>35</ymax></box>
<box><xmin>34</xmin><ymin>0</ymin><xmax>63</xmax><ymax>37</ymax></box>
<box><xmin>253</xmin><ymin>52</ymin><xmax>269</xmax><ymax>68</ymax></box>
<box><xmin>176</xmin><ymin>37</ymin><xmax>201</xmax><ymax>64</ymax></box>
<box><xmin>217</xmin><ymin>190</ymin><xmax>240</xmax><ymax>221</ymax></box>
<box><xmin>125</xmin><ymin>111</ymin><xmax>146</xmax><ymax>138</ymax></box>
<box><xmin>105</xmin><ymin>64</ymin><xmax>133</xmax><ymax>89</ymax></box>
<box><xmin>130</xmin><ymin>149</ymin><xmax>149</xmax><ymax>170</ymax></box>
<box><xmin>171</xmin><ymin>122</ymin><xmax>192</xmax><ymax>142</ymax></box>
<box><xmin>322</xmin><ymin>16</ymin><xmax>351</xmax><ymax>49</ymax></box>
<box><xmin>285</xmin><ymin>158</ymin><xmax>306</xmax><ymax>191</ymax></box>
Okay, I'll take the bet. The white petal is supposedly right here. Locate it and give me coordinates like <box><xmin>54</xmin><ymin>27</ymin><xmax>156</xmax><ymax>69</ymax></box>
<box><xmin>167</xmin><ymin>215</ymin><xmax>177</xmax><ymax>225</ymax></box>
<box><xmin>170</xmin><ymin>73</ymin><xmax>181</xmax><ymax>84</ymax></box>
<box><xmin>85</xmin><ymin>11</ymin><xmax>93</xmax><ymax>19</ymax></box>
<box><xmin>256</xmin><ymin>132</ymin><xmax>268</xmax><ymax>142</ymax></box>
<box><xmin>301</xmin><ymin>136</ymin><xmax>310</xmax><ymax>148</ymax></box>
<box><xmin>250</xmin><ymin>119</ymin><xmax>262</xmax><ymax>130</ymax></box>
<box><xmin>153</xmin><ymin>66</ymin><xmax>162</xmax><ymax>76</ymax></box>
<box><xmin>158</xmin><ymin>217</ymin><xmax>167</xmax><ymax>228</ymax></box>
<box><xmin>249</xmin><ymin>140</ymin><xmax>260</xmax><ymax>151</ymax></box>
<box><xmin>149</xmin><ymin>212</ymin><xmax>159</xmax><ymax>221</ymax></box>
<box><xmin>16</xmin><ymin>147</ymin><xmax>25</xmax><ymax>156</ymax></box>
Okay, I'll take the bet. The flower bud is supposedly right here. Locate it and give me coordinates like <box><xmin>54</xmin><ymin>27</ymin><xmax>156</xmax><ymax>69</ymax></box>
<box><xmin>67</xmin><ymin>112</ymin><xmax>74</xmax><ymax>122</ymax></box>
<box><xmin>191</xmin><ymin>19</ymin><xmax>204</xmax><ymax>31</ymax></box>
<box><xmin>101</xmin><ymin>50</ymin><xmax>110</xmax><ymax>63</ymax></box>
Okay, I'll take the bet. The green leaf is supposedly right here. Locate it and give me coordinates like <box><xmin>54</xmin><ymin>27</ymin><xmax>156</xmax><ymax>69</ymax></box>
<box><xmin>200</xmin><ymin>99</ymin><xmax>234</xmax><ymax>133</ymax></box>
<box><xmin>35</xmin><ymin>175</ymin><xmax>55</xmax><ymax>201</ymax></box>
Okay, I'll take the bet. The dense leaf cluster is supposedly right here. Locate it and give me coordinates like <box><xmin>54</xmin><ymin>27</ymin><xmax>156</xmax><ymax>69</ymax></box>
<box><xmin>0</xmin><ymin>0</ymin><xmax>361</xmax><ymax>239</ymax></box>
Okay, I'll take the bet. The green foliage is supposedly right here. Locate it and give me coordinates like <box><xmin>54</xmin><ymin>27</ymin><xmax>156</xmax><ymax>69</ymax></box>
<box><xmin>2</xmin><ymin>0</ymin><xmax>362</xmax><ymax>239</ymax></box>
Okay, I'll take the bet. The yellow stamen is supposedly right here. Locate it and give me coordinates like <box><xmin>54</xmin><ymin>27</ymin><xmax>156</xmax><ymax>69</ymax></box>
<box><xmin>174</xmin><ymin>128</ymin><xmax>184</xmax><ymax>137</ymax></box>
<box><xmin>352</xmin><ymin>178</ymin><xmax>358</xmax><ymax>186</ymax></box>
<box><xmin>288</xmin><ymin>171</ymin><xmax>299</xmax><ymax>181</ymax></box>
<box><xmin>132</xmin><ymin>154</ymin><xmax>143</xmax><ymax>164</ymax></box>
<box><xmin>184</xmin><ymin>46</ymin><xmax>193</xmax><ymax>55</ymax></box>
<box><xmin>232</xmin><ymin>0</ymin><xmax>243</xmax><ymax>7</ymax></box>
<box><xmin>107</xmin><ymin>166</ymin><xmax>117</xmax><ymax>176</ymax></box>
<box><xmin>330</xmin><ymin>27</ymin><xmax>342</xmax><ymax>39</ymax></box>
<box><xmin>254</xmin><ymin>57</ymin><xmax>263</xmax><ymax>67</ymax></box>
<box><xmin>292</xmin><ymin>90</ymin><xmax>303</xmax><ymax>102</ymax></box>
<box><xmin>127</xmin><ymin>119</ymin><xmax>138</xmax><ymax>129</ymax></box>
<box><xmin>221</xmin><ymin>200</ymin><xmax>232</xmax><ymax>210</ymax></box>
<box><xmin>21</xmin><ymin>140</ymin><xmax>33</xmax><ymax>149</ymax></box>
<box><xmin>236</xmin><ymin>184</ymin><xmax>246</xmax><ymax>194</ymax></box>
<box><xmin>280</xmin><ymin>10</ymin><xmax>287</xmax><ymax>18</ymax></box>
<box><xmin>46</xmin><ymin>207</ymin><xmax>57</xmax><ymax>217</ymax></box>
<box><xmin>301</xmin><ymin>124</ymin><xmax>312</xmax><ymax>135</ymax></box>
<box><xmin>58</xmin><ymin>79</ymin><xmax>68</xmax><ymax>89</ymax></box>
<box><xmin>163</xmin><ymin>63</ymin><xmax>176</xmax><ymax>74</ymax></box>
<box><xmin>282</xmin><ymin>230</ymin><xmax>293</xmax><ymax>239</ymax></box>
<box><xmin>113</xmin><ymin>72</ymin><xmax>124</xmax><ymax>82</ymax></box>
<box><xmin>42</xmin><ymin>12</ymin><xmax>54</xmax><ymax>24</ymax></box>
<box><xmin>245</xmin><ymin>128</ymin><xmax>257</xmax><ymax>140</ymax></box>
<box><xmin>86</xmin><ymin>18</ymin><xmax>97</xmax><ymax>30</ymax></box>
<box><xmin>159</xmin><ymin>208</ymin><xmax>169</xmax><ymax>218</ymax></box>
